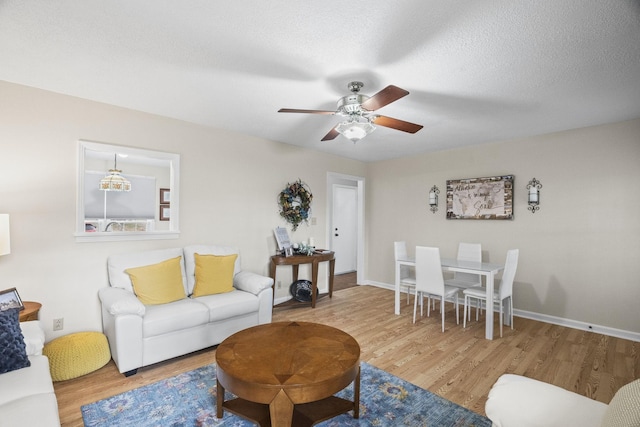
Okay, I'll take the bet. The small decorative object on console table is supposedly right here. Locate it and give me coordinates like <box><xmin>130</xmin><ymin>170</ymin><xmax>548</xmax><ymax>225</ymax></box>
<box><xmin>270</xmin><ymin>250</ymin><xmax>335</xmax><ymax>308</ymax></box>
<box><xmin>273</xmin><ymin>226</ymin><xmax>293</xmax><ymax>257</ymax></box>
<box><xmin>295</xmin><ymin>242</ymin><xmax>315</xmax><ymax>256</ymax></box>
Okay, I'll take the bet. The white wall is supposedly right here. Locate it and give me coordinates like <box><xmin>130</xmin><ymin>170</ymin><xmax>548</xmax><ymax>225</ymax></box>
<box><xmin>0</xmin><ymin>81</ymin><xmax>366</xmax><ymax>339</ymax></box>
<box><xmin>365</xmin><ymin>118</ymin><xmax>640</xmax><ymax>336</ymax></box>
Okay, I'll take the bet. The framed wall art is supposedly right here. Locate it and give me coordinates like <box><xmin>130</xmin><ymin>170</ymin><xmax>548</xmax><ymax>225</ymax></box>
<box><xmin>159</xmin><ymin>188</ymin><xmax>170</xmax><ymax>221</ymax></box>
<box><xmin>159</xmin><ymin>188</ymin><xmax>170</xmax><ymax>204</ymax></box>
<box><xmin>446</xmin><ymin>175</ymin><xmax>514</xmax><ymax>220</ymax></box>
<box><xmin>159</xmin><ymin>205</ymin><xmax>170</xmax><ymax>221</ymax></box>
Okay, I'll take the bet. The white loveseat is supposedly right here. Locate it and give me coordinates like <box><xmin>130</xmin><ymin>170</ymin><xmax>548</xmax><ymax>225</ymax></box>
<box><xmin>0</xmin><ymin>320</ymin><xmax>60</xmax><ymax>427</ymax></box>
<box><xmin>486</xmin><ymin>374</ymin><xmax>640</xmax><ymax>427</ymax></box>
<box><xmin>98</xmin><ymin>245</ymin><xmax>273</xmax><ymax>376</ymax></box>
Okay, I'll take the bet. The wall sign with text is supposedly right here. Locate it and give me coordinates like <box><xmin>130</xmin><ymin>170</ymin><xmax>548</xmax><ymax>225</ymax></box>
<box><xmin>446</xmin><ymin>175</ymin><xmax>514</xmax><ymax>220</ymax></box>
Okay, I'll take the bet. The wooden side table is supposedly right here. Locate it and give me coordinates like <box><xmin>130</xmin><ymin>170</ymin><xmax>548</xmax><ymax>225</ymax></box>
<box><xmin>19</xmin><ymin>301</ymin><xmax>42</xmax><ymax>322</ymax></box>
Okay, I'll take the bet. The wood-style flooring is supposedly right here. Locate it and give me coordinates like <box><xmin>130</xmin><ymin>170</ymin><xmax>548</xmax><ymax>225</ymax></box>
<box><xmin>54</xmin><ymin>284</ymin><xmax>639</xmax><ymax>427</ymax></box>
<box><xmin>332</xmin><ymin>271</ymin><xmax>357</xmax><ymax>291</ymax></box>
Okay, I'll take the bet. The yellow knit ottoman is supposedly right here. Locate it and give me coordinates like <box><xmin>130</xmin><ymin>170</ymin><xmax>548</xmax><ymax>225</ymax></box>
<box><xmin>43</xmin><ymin>332</ymin><xmax>111</xmax><ymax>381</ymax></box>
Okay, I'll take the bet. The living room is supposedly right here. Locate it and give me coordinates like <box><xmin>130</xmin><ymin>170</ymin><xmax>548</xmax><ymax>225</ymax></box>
<box><xmin>1</xmin><ymin>2</ymin><xmax>639</xmax><ymax>426</ymax></box>
<box><xmin>3</xmin><ymin>79</ymin><xmax>639</xmax><ymax>340</ymax></box>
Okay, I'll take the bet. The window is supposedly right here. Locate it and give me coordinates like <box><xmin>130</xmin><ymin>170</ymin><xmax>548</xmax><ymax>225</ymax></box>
<box><xmin>75</xmin><ymin>140</ymin><xmax>180</xmax><ymax>242</ymax></box>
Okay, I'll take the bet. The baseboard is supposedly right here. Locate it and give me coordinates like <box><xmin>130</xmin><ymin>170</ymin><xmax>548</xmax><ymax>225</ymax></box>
<box><xmin>365</xmin><ymin>280</ymin><xmax>640</xmax><ymax>342</ymax></box>
<box><xmin>274</xmin><ymin>295</ymin><xmax>293</xmax><ymax>306</ymax></box>
<box><xmin>514</xmin><ymin>309</ymin><xmax>640</xmax><ymax>342</ymax></box>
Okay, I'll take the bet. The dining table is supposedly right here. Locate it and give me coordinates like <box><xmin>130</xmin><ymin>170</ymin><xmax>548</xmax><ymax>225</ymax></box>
<box><xmin>395</xmin><ymin>255</ymin><xmax>504</xmax><ymax>340</ymax></box>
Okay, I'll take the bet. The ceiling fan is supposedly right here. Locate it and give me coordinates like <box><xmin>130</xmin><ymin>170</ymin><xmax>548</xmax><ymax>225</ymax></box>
<box><xmin>278</xmin><ymin>81</ymin><xmax>423</xmax><ymax>142</ymax></box>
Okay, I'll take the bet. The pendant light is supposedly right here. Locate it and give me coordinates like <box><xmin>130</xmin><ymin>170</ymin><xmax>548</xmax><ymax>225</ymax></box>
<box><xmin>99</xmin><ymin>154</ymin><xmax>131</xmax><ymax>192</ymax></box>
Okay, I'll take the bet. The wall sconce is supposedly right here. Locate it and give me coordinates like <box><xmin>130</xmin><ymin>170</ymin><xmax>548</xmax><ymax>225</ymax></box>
<box><xmin>429</xmin><ymin>185</ymin><xmax>439</xmax><ymax>213</ymax></box>
<box><xmin>527</xmin><ymin>178</ymin><xmax>542</xmax><ymax>213</ymax></box>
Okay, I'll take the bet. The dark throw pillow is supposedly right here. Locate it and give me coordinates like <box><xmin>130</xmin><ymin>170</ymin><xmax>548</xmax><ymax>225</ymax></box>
<box><xmin>0</xmin><ymin>308</ymin><xmax>31</xmax><ymax>374</ymax></box>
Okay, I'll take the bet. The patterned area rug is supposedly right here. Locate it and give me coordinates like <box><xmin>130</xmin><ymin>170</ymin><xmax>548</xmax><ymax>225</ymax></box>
<box><xmin>81</xmin><ymin>362</ymin><xmax>490</xmax><ymax>426</ymax></box>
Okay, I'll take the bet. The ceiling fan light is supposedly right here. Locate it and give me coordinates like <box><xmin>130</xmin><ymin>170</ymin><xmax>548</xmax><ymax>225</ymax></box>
<box><xmin>336</xmin><ymin>120</ymin><xmax>376</xmax><ymax>143</ymax></box>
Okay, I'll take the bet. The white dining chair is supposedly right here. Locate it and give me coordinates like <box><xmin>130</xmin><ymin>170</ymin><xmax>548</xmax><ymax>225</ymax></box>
<box><xmin>444</xmin><ymin>242</ymin><xmax>482</xmax><ymax>289</ymax></box>
<box><xmin>413</xmin><ymin>246</ymin><xmax>460</xmax><ymax>332</ymax></box>
<box><xmin>463</xmin><ymin>249</ymin><xmax>519</xmax><ymax>337</ymax></box>
<box><xmin>445</xmin><ymin>242</ymin><xmax>481</xmax><ymax>321</ymax></box>
<box><xmin>394</xmin><ymin>241</ymin><xmax>417</xmax><ymax>304</ymax></box>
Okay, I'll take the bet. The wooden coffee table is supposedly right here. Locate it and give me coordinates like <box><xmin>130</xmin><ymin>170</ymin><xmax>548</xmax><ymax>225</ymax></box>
<box><xmin>216</xmin><ymin>321</ymin><xmax>360</xmax><ymax>427</ymax></box>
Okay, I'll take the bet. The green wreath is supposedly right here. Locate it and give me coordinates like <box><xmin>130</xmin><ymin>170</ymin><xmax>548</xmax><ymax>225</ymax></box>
<box><xmin>279</xmin><ymin>180</ymin><xmax>313</xmax><ymax>231</ymax></box>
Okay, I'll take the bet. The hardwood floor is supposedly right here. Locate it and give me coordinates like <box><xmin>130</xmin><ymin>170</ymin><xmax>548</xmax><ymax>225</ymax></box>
<box><xmin>332</xmin><ymin>271</ymin><xmax>357</xmax><ymax>291</ymax></box>
<box><xmin>54</xmin><ymin>285</ymin><xmax>639</xmax><ymax>426</ymax></box>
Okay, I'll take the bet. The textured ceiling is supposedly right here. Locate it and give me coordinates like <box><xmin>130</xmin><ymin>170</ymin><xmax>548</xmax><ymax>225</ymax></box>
<box><xmin>1</xmin><ymin>1</ymin><xmax>639</xmax><ymax>162</ymax></box>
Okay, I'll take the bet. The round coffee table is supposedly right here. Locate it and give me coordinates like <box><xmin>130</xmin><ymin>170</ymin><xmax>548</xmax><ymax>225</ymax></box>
<box><xmin>216</xmin><ymin>321</ymin><xmax>360</xmax><ymax>427</ymax></box>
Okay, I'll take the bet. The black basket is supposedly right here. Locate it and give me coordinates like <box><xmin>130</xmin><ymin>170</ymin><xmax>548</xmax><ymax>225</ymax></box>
<box><xmin>289</xmin><ymin>279</ymin><xmax>318</xmax><ymax>302</ymax></box>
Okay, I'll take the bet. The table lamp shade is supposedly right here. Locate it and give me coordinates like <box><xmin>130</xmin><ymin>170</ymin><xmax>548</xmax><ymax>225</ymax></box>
<box><xmin>0</xmin><ymin>214</ymin><xmax>10</xmax><ymax>256</ymax></box>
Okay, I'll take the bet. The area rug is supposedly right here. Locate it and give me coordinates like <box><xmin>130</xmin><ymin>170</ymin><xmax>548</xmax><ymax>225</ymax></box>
<box><xmin>81</xmin><ymin>362</ymin><xmax>491</xmax><ymax>426</ymax></box>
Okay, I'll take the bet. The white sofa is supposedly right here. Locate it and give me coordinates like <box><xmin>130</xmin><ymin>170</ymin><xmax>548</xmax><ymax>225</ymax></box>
<box><xmin>0</xmin><ymin>320</ymin><xmax>60</xmax><ymax>427</ymax></box>
<box><xmin>486</xmin><ymin>374</ymin><xmax>640</xmax><ymax>427</ymax></box>
<box><xmin>98</xmin><ymin>245</ymin><xmax>273</xmax><ymax>376</ymax></box>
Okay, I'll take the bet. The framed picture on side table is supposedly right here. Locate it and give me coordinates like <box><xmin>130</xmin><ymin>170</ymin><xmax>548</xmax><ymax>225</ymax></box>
<box><xmin>273</xmin><ymin>227</ymin><xmax>293</xmax><ymax>256</ymax></box>
<box><xmin>0</xmin><ymin>287</ymin><xmax>24</xmax><ymax>312</ymax></box>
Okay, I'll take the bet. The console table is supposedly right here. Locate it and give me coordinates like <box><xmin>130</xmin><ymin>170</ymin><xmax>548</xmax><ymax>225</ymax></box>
<box><xmin>270</xmin><ymin>251</ymin><xmax>335</xmax><ymax>308</ymax></box>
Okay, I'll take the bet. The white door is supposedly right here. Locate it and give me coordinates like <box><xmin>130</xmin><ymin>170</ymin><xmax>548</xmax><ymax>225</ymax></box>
<box><xmin>332</xmin><ymin>184</ymin><xmax>358</xmax><ymax>274</ymax></box>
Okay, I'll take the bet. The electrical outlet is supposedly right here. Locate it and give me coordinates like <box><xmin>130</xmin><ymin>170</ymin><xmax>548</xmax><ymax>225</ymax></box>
<box><xmin>277</xmin><ymin>281</ymin><xmax>282</xmax><ymax>289</ymax></box>
<box><xmin>311</xmin><ymin>217</ymin><xmax>317</xmax><ymax>226</ymax></box>
<box><xmin>53</xmin><ymin>318</ymin><xmax>64</xmax><ymax>331</ymax></box>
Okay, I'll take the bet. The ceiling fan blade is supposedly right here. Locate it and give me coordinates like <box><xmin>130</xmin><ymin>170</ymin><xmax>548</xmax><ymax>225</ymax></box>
<box><xmin>278</xmin><ymin>108</ymin><xmax>335</xmax><ymax>115</ymax></box>
<box><xmin>321</xmin><ymin>127</ymin><xmax>340</xmax><ymax>141</ymax></box>
<box><xmin>360</xmin><ymin>85</ymin><xmax>409</xmax><ymax>111</ymax></box>
<box><xmin>373</xmin><ymin>115</ymin><xmax>423</xmax><ymax>134</ymax></box>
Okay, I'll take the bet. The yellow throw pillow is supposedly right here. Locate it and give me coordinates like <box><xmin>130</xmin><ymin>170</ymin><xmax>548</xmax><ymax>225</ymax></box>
<box><xmin>193</xmin><ymin>253</ymin><xmax>238</xmax><ymax>297</ymax></box>
<box><xmin>126</xmin><ymin>256</ymin><xmax>186</xmax><ymax>305</ymax></box>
